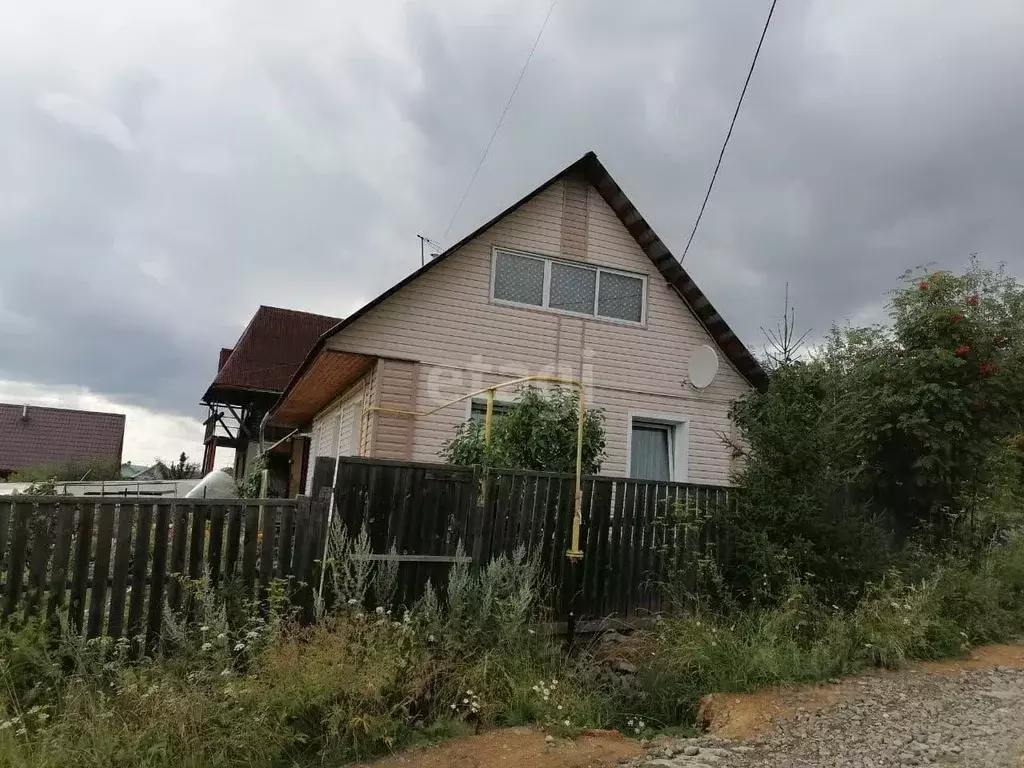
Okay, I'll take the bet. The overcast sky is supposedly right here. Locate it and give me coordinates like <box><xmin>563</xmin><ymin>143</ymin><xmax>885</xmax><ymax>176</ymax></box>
<box><xmin>3</xmin><ymin>0</ymin><xmax>1024</xmax><ymax>464</ymax></box>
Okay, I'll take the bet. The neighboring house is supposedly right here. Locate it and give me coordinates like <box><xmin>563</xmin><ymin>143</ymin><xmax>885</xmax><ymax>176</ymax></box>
<box><xmin>268</xmin><ymin>152</ymin><xmax>765</xmax><ymax>493</ymax></box>
<box><xmin>0</xmin><ymin>403</ymin><xmax>125</xmax><ymax>480</ymax></box>
<box><xmin>120</xmin><ymin>462</ymin><xmax>153</xmax><ymax>479</ymax></box>
<box><xmin>121</xmin><ymin>462</ymin><xmax>171</xmax><ymax>481</ymax></box>
<box><xmin>201</xmin><ymin>306</ymin><xmax>339</xmax><ymax>493</ymax></box>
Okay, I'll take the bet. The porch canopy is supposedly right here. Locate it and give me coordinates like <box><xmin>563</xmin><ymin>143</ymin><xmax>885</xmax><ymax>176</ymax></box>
<box><xmin>268</xmin><ymin>349</ymin><xmax>374</xmax><ymax>428</ymax></box>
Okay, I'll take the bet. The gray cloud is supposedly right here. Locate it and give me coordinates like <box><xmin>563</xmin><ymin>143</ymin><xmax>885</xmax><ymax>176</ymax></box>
<box><xmin>3</xmin><ymin>0</ymin><xmax>1024</xmax><ymax>422</ymax></box>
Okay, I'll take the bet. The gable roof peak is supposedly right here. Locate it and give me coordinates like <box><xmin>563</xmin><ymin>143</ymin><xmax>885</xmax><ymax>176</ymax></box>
<box><xmin>272</xmin><ymin>152</ymin><xmax>766</xmax><ymax>416</ymax></box>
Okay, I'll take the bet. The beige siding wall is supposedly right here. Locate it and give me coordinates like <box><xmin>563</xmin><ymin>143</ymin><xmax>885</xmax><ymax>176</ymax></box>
<box><xmin>374</xmin><ymin>359</ymin><xmax>418</xmax><ymax>460</ymax></box>
<box><xmin>324</xmin><ymin>175</ymin><xmax>750</xmax><ymax>485</ymax></box>
<box><xmin>306</xmin><ymin>375</ymin><xmax>368</xmax><ymax>494</ymax></box>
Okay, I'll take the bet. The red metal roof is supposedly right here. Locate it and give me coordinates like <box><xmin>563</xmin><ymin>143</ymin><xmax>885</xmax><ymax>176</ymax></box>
<box><xmin>207</xmin><ymin>306</ymin><xmax>340</xmax><ymax>396</ymax></box>
<box><xmin>218</xmin><ymin>347</ymin><xmax>233</xmax><ymax>371</ymax></box>
<box><xmin>0</xmin><ymin>403</ymin><xmax>125</xmax><ymax>472</ymax></box>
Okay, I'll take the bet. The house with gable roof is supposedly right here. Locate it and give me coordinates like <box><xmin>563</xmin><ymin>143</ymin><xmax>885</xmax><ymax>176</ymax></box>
<box><xmin>266</xmin><ymin>152</ymin><xmax>765</xmax><ymax>494</ymax></box>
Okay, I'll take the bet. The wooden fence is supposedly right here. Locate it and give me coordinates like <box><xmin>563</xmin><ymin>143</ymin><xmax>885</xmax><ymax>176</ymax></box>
<box><xmin>320</xmin><ymin>456</ymin><xmax>735</xmax><ymax>621</ymax></box>
<box><xmin>0</xmin><ymin>496</ymin><xmax>328</xmax><ymax>644</ymax></box>
<box><xmin>0</xmin><ymin>458</ymin><xmax>735</xmax><ymax>638</ymax></box>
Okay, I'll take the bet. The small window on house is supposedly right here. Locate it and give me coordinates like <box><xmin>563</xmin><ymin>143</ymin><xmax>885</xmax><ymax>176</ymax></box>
<box><xmin>598</xmin><ymin>271</ymin><xmax>645</xmax><ymax>323</ymax></box>
<box><xmin>549</xmin><ymin>261</ymin><xmax>597</xmax><ymax>314</ymax></box>
<box><xmin>492</xmin><ymin>248</ymin><xmax>647</xmax><ymax>324</ymax></box>
<box><xmin>493</xmin><ymin>251</ymin><xmax>545</xmax><ymax>306</ymax></box>
<box><xmin>469</xmin><ymin>399</ymin><xmax>513</xmax><ymax>423</ymax></box>
<box><xmin>629</xmin><ymin>418</ymin><xmax>687</xmax><ymax>482</ymax></box>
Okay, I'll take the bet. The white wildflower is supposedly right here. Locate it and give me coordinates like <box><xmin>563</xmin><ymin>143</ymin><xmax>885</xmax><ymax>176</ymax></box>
<box><xmin>450</xmin><ymin>703</ymin><xmax>457</xmax><ymax>710</ymax></box>
<box><xmin>220</xmin><ymin>668</ymin><xmax>231</xmax><ymax>677</ymax></box>
<box><xmin>557</xmin><ymin>705</ymin><xmax>563</xmax><ymax>711</ymax></box>
<box><xmin>201</xmin><ymin>642</ymin><xmax>213</xmax><ymax>651</ymax></box>
<box><xmin>347</xmin><ymin>598</ymin><xmax>358</xmax><ymax>605</ymax></box>
<box><xmin>217</xmin><ymin>633</ymin><xmax>227</xmax><ymax>641</ymax></box>
<box><xmin>375</xmin><ymin>606</ymin><xmax>385</xmax><ymax>615</ymax></box>
<box><xmin>562</xmin><ymin>719</ymin><xmax>570</xmax><ymax>727</ymax></box>
<box><xmin>234</xmin><ymin>642</ymin><xmax>246</xmax><ymax>651</ymax></box>
<box><xmin>200</xmin><ymin>625</ymin><xmax>210</xmax><ymax>632</ymax></box>
<box><xmin>428</xmin><ymin>634</ymin><xmax>436</xmax><ymax>642</ymax></box>
<box><xmin>0</xmin><ymin>721</ymin><xmax>11</xmax><ymax>731</ymax></box>
<box><xmin>463</xmin><ymin>698</ymin><xmax>469</xmax><ymax>704</ymax></box>
<box><xmin>528</xmin><ymin>629</ymin><xmax>535</xmax><ymax>635</ymax></box>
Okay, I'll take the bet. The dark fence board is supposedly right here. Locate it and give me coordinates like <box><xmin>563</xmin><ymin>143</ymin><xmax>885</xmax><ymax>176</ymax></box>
<box><xmin>46</xmin><ymin>501</ymin><xmax>76</xmax><ymax>621</ymax></box>
<box><xmin>187</xmin><ymin>503</ymin><xmax>206</xmax><ymax>584</ymax></box>
<box><xmin>259</xmin><ymin>504</ymin><xmax>280</xmax><ymax>599</ymax></box>
<box><xmin>224</xmin><ymin>503</ymin><xmax>243</xmax><ymax>581</ymax></box>
<box><xmin>68</xmin><ymin>502</ymin><xmax>95</xmax><ymax>632</ymax></box>
<box><xmin>166</xmin><ymin>504</ymin><xmax>189</xmax><ymax>612</ymax></box>
<box><xmin>276</xmin><ymin>502</ymin><xmax>295</xmax><ymax>580</ymax></box>
<box><xmin>126</xmin><ymin>503</ymin><xmax>153</xmax><ymax>642</ymax></box>
<box><xmin>3</xmin><ymin>502</ymin><xmax>32</xmax><ymax>618</ymax></box>
<box><xmin>86</xmin><ymin>502</ymin><xmax>116</xmax><ymax>638</ymax></box>
<box><xmin>242</xmin><ymin>504</ymin><xmax>259</xmax><ymax>596</ymax></box>
<box><xmin>106</xmin><ymin>503</ymin><xmax>135</xmax><ymax>637</ymax></box>
<box><xmin>0</xmin><ymin>500</ymin><xmax>12</xmax><ymax>583</ymax></box>
<box><xmin>146</xmin><ymin>503</ymin><xmax>171</xmax><ymax>651</ymax></box>
<box><xmin>290</xmin><ymin>497</ymin><xmax>313</xmax><ymax>610</ymax></box>
<box><xmin>207</xmin><ymin>504</ymin><xmax>226</xmax><ymax>587</ymax></box>
<box><xmin>24</xmin><ymin>502</ymin><xmax>54</xmax><ymax>618</ymax></box>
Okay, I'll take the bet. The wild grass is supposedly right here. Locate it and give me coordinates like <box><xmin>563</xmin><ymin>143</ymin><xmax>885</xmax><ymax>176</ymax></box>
<box><xmin>2</xmin><ymin>528</ymin><xmax>1023</xmax><ymax>766</ymax></box>
<box><xmin>630</xmin><ymin>534</ymin><xmax>1024</xmax><ymax>727</ymax></box>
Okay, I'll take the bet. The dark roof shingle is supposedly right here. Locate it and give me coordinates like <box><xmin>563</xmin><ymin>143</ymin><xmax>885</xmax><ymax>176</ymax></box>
<box><xmin>0</xmin><ymin>404</ymin><xmax>125</xmax><ymax>472</ymax></box>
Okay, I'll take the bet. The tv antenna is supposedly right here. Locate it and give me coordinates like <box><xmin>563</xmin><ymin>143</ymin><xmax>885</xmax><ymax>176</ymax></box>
<box><xmin>417</xmin><ymin>234</ymin><xmax>444</xmax><ymax>266</ymax></box>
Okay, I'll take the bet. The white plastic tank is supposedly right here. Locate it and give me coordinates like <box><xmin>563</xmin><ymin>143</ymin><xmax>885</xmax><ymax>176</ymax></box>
<box><xmin>185</xmin><ymin>468</ymin><xmax>239</xmax><ymax>499</ymax></box>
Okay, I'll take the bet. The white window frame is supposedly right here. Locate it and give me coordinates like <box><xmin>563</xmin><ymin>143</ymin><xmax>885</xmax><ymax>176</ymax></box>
<box><xmin>490</xmin><ymin>246</ymin><xmax>647</xmax><ymax>326</ymax></box>
<box><xmin>465</xmin><ymin>393</ymin><xmax>516</xmax><ymax>422</ymax></box>
<box><xmin>626</xmin><ymin>411</ymin><xmax>690</xmax><ymax>483</ymax></box>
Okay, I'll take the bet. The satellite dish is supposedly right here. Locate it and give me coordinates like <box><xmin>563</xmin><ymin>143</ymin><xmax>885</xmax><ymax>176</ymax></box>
<box><xmin>687</xmin><ymin>345</ymin><xmax>719</xmax><ymax>390</ymax></box>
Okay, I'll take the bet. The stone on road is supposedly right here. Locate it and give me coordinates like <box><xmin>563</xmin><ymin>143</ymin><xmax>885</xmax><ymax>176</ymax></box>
<box><xmin>632</xmin><ymin>653</ymin><xmax>1024</xmax><ymax>768</ymax></box>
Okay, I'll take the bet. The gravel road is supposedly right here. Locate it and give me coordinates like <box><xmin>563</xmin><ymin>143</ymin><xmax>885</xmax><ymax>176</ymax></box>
<box><xmin>634</xmin><ymin>664</ymin><xmax>1024</xmax><ymax>768</ymax></box>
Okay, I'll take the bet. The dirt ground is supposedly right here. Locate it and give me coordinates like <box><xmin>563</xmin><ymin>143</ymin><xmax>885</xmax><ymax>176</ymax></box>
<box><xmin>361</xmin><ymin>727</ymin><xmax>639</xmax><ymax>768</ymax></box>
<box><xmin>358</xmin><ymin>644</ymin><xmax>1024</xmax><ymax>768</ymax></box>
<box><xmin>699</xmin><ymin>643</ymin><xmax>1024</xmax><ymax>740</ymax></box>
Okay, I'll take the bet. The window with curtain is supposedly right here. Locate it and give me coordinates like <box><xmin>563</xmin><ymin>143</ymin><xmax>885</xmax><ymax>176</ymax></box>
<box><xmin>491</xmin><ymin>248</ymin><xmax>646</xmax><ymax>324</ymax></box>
<box><xmin>493</xmin><ymin>251</ymin><xmax>545</xmax><ymax>306</ymax></box>
<box><xmin>629</xmin><ymin>422</ymin><xmax>673</xmax><ymax>481</ymax></box>
<box><xmin>549</xmin><ymin>261</ymin><xmax>597</xmax><ymax>313</ymax></box>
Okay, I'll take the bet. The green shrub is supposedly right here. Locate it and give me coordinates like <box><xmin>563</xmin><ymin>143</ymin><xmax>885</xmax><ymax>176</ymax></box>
<box><xmin>633</xmin><ymin>534</ymin><xmax>1024</xmax><ymax>728</ymax></box>
<box><xmin>441</xmin><ymin>386</ymin><xmax>606</xmax><ymax>474</ymax></box>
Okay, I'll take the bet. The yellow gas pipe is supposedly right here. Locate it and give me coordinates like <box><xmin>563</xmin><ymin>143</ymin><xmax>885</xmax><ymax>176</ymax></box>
<box><xmin>364</xmin><ymin>374</ymin><xmax>585</xmax><ymax>560</ymax></box>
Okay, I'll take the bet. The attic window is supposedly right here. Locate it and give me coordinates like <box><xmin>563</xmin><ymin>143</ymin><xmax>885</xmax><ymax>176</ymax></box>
<box><xmin>491</xmin><ymin>248</ymin><xmax>646</xmax><ymax>325</ymax></box>
<box><xmin>493</xmin><ymin>251</ymin><xmax>544</xmax><ymax>306</ymax></box>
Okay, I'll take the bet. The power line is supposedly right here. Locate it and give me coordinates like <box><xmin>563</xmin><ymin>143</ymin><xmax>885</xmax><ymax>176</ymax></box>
<box><xmin>679</xmin><ymin>0</ymin><xmax>779</xmax><ymax>263</ymax></box>
<box><xmin>442</xmin><ymin>0</ymin><xmax>558</xmax><ymax>243</ymax></box>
